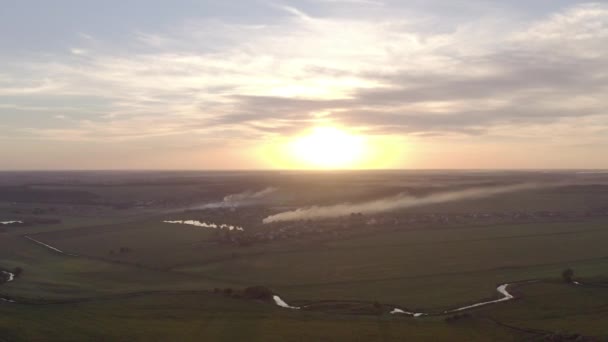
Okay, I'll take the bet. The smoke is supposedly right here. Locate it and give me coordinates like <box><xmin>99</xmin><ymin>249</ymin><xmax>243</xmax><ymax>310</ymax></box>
<box><xmin>163</xmin><ymin>220</ymin><xmax>244</xmax><ymax>231</ymax></box>
<box><xmin>223</xmin><ymin>187</ymin><xmax>278</xmax><ymax>204</ymax></box>
<box><xmin>262</xmin><ymin>183</ymin><xmax>548</xmax><ymax>223</ymax></box>
<box><xmin>193</xmin><ymin>187</ymin><xmax>278</xmax><ymax>210</ymax></box>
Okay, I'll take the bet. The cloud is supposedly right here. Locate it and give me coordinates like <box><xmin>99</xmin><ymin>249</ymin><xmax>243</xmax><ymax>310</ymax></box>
<box><xmin>1</xmin><ymin>1</ymin><xmax>608</xmax><ymax>167</ymax></box>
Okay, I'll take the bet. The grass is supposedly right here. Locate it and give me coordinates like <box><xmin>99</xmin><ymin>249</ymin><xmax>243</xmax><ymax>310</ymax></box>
<box><xmin>0</xmin><ymin>236</ymin><xmax>231</xmax><ymax>301</ymax></box>
<box><xmin>171</xmin><ymin>219</ymin><xmax>608</xmax><ymax>309</ymax></box>
<box><xmin>2</xmin><ymin>282</ymin><xmax>607</xmax><ymax>341</ymax></box>
<box><xmin>8</xmin><ymin>216</ymin><xmax>608</xmax><ymax>309</ymax></box>
<box><xmin>478</xmin><ymin>281</ymin><xmax>608</xmax><ymax>338</ymax></box>
<box><xmin>0</xmin><ymin>292</ymin><xmax>529</xmax><ymax>342</ymax></box>
<box><xmin>2</xmin><ymin>182</ymin><xmax>608</xmax><ymax>340</ymax></box>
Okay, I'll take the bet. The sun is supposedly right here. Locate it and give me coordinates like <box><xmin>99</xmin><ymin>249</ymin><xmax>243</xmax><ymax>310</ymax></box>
<box><xmin>288</xmin><ymin>126</ymin><xmax>368</xmax><ymax>169</ymax></box>
<box><xmin>257</xmin><ymin>125</ymin><xmax>405</xmax><ymax>170</ymax></box>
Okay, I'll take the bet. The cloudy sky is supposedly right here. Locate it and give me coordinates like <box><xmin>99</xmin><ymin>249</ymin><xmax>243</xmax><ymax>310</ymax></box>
<box><xmin>1</xmin><ymin>0</ymin><xmax>607</xmax><ymax>170</ymax></box>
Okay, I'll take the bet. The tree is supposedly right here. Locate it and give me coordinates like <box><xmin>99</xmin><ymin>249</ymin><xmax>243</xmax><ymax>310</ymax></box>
<box><xmin>562</xmin><ymin>268</ymin><xmax>574</xmax><ymax>283</ymax></box>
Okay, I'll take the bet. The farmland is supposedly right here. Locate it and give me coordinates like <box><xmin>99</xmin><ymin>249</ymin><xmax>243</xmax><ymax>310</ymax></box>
<box><xmin>2</xmin><ymin>171</ymin><xmax>608</xmax><ymax>341</ymax></box>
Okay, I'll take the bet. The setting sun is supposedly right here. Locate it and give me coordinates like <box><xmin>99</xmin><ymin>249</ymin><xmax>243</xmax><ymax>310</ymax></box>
<box><xmin>257</xmin><ymin>125</ymin><xmax>406</xmax><ymax>170</ymax></box>
<box><xmin>288</xmin><ymin>126</ymin><xmax>367</xmax><ymax>169</ymax></box>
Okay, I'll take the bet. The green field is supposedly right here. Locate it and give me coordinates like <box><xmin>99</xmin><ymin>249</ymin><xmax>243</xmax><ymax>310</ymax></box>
<box><xmin>2</xmin><ymin>174</ymin><xmax>608</xmax><ymax>341</ymax></box>
<box><xmin>3</xmin><ymin>217</ymin><xmax>608</xmax><ymax>340</ymax></box>
<box><xmin>21</xmin><ymin>217</ymin><xmax>608</xmax><ymax>310</ymax></box>
<box><xmin>0</xmin><ymin>292</ymin><xmax>532</xmax><ymax>342</ymax></box>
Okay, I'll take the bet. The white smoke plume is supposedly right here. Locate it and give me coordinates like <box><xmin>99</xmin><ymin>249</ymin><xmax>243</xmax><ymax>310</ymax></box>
<box><xmin>223</xmin><ymin>187</ymin><xmax>278</xmax><ymax>204</ymax></box>
<box><xmin>163</xmin><ymin>220</ymin><xmax>244</xmax><ymax>231</ymax></box>
<box><xmin>262</xmin><ymin>183</ymin><xmax>549</xmax><ymax>224</ymax></box>
<box><xmin>194</xmin><ymin>187</ymin><xmax>278</xmax><ymax>210</ymax></box>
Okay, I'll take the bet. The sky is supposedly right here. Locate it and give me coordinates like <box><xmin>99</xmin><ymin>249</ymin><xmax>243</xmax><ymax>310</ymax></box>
<box><xmin>1</xmin><ymin>0</ymin><xmax>607</xmax><ymax>170</ymax></box>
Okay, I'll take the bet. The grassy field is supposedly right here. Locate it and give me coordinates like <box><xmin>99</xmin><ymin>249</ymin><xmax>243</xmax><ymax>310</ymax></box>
<box><xmin>0</xmin><ymin>292</ymin><xmax>537</xmax><ymax>341</ymax></box>
<box><xmin>2</xmin><ymin>174</ymin><xmax>608</xmax><ymax>340</ymax></box>
<box><xmin>0</xmin><ymin>235</ymin><xmax>235</xmax><ymax>301</ymax></box>
<box><xmin>178</xmin><ymin>219</ymin><xmax>608</xmax><ymax>309</ymax></box>
<box><xmin>21</xmin><ymin>217</ymin><xmax>608</xmax><ymax>310</ymax></box>
<box><xmin>477</xmin><ymin>281</ymin><xmax>608</xmax><ymax>337</ymax></box>
<box><xmin>2</xmin><ymin>281</ymin><xmax>607</xmax><ymax>341</ymax></box>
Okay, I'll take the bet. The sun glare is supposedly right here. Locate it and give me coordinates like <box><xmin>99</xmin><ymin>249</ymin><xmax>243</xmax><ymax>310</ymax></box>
<box><xmin>257</xmin><ymin>125</ymin><xmax>405</xmax><ymax>170</ymax></box>
<box><xmin>289</xmin><ymin>126</ymin><xmax>367</xmax><ymax>169</ymax></box>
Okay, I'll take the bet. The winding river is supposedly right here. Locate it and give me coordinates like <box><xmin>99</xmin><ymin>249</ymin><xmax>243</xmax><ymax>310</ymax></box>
<box><xmin>273</xmin><ymin>283</ymin><xmax>518</xmax><ymax>317</ymax></box>
<box><xmin>0</xmin><ymin>221</ymin><xmax>22</xmax><ymax>225</ymax></box>
<box><xmin>390</xmin><ymin>283</ymin><xmax>515</xmax><ymax>317</ymax></box>
<box><xmin>1</xmin><ymin>271</ymin><xmax>16</xmax><ymax>303</ymax></box>
<box><xmin>273</xmin><ymin>295</ymin><xmax>301</xmax><ymax>309</ymax></box>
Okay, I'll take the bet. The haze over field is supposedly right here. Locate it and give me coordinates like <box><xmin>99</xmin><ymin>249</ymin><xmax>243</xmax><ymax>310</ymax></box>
<box><xmin>2</xmin><ymin>1</ymin><xmax>608</xmax><ymax>170</ymax></box>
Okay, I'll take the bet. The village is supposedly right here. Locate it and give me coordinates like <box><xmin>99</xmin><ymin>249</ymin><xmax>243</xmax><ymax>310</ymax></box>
<box><xmin>207</xmin><ymin>206</ymin><xmax>608</xmax><ymax>247</ymax></box>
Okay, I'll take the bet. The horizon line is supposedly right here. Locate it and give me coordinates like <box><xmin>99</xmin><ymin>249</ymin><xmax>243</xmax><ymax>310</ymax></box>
<box><xmin>1</xmin><ymin>168</ymin><xmax>607</xmax><ymax>173</ymax></box>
